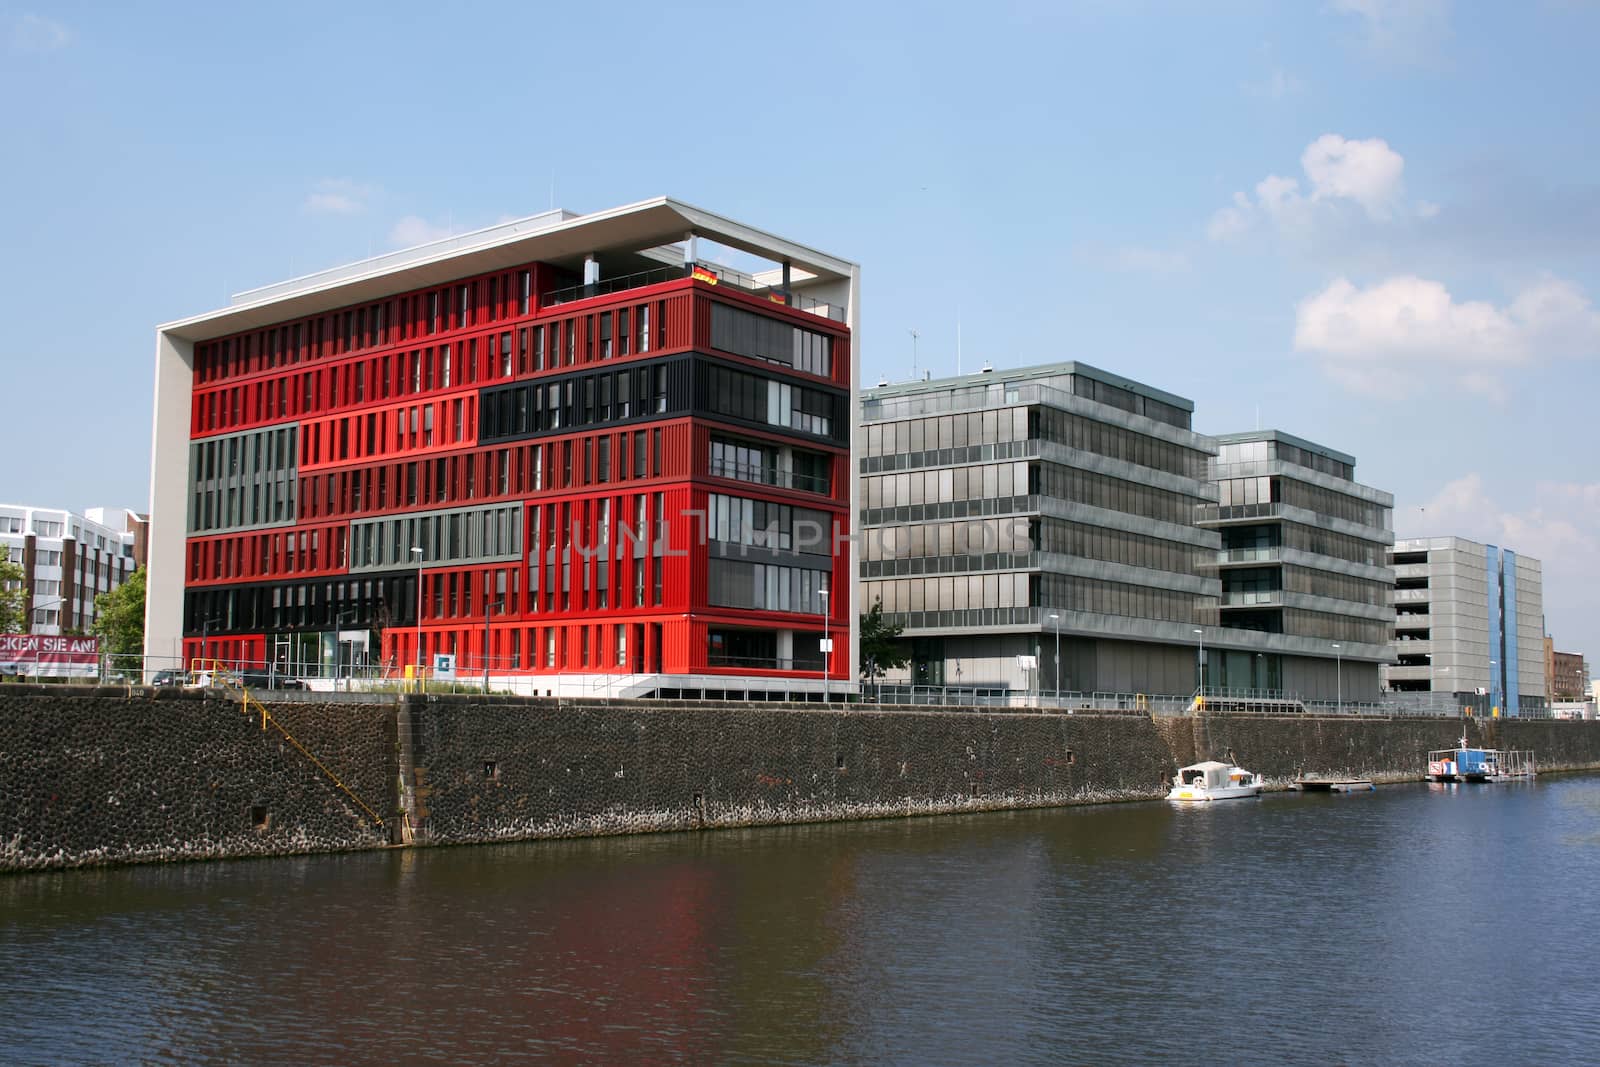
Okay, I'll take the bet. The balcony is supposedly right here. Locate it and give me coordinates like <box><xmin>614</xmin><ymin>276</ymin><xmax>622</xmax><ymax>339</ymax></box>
<box><xmin>544</xmin><ymin>262</ymin><xmax>845</xmax><ymax>322</ymax></box>
<box><xmin>1197</xmin><ymin>503</ymin><xmax>1283</xmax><ymax>524</ymax></box>
<box><xmin>708</xmin><ymin>458</ymin><xmax>831</xmax><ymax>496</ymax></box>
<box><xmin>1218</xmin><ymin>547</ymin><xmax>1281</xmax><ymax>565</ymax></box>
<box><xmin>1221</xmin><ymin>591</ymin><xmax>1282</xmax><ymax>607</ymax></box>
<box><xmin>707</xmin><ymin>653</ymin><xmax>825</xmax><ymax>672</ymax></box>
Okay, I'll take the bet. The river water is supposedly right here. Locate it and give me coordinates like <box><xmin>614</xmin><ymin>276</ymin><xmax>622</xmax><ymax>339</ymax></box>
<box><xmin>5</xmin><ymin>777</ymin><xmax>1600</xmax><ymax>1065</ymax></box>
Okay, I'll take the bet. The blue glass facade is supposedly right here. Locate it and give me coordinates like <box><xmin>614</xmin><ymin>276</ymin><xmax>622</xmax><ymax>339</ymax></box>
<box><xmin>1503</xmin><ymin>548</ymin><xmax>1520</xmax><ymax>716</ymax></box>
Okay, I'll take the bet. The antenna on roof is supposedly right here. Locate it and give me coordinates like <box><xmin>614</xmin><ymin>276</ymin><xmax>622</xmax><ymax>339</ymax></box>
<box><xmin>909</xmin><ymin>328</ymin><xmax>920</xmax><ymax>382</ymax></box>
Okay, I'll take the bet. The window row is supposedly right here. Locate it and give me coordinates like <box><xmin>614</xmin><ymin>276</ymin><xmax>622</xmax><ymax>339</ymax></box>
<box><xmin>301</xmin><ymin>394</ymin><xmax>476</xmax><ymax>468</ymax></box>
<box><xmin>194</xmin><ymin>267</ymin><xmax>539</xmax><ymax>384</ymax></box>
<box><xmin>867</xmin><ymin>572</ymin><xmax>1032</xmax><ymax>615</ymax></box>
<box><xmin>186</xmin><ymin>574</ymin><xmax>422</xmax><ymax>633</ymax></box>
<box><xmin>187</xmin><ymin>524</ymin><xmax>348</xmax><ymax>582</ymax></box>
<box><xmin>388</xmin><ymin>619</ymin><xmax>666</xmax><ymax>675</ymax></box>
<box><xmin>479</xmin><ymin>358</ymin><xmax>683</xmax><ymax>440</ymax></box>
<box><xmin>192</xmin><ymin>296</ymin><xmax>686</xmax><ymax>433</ymax></box>
<box><xmin>1030</xmin><ymin>462</ymin><xmax>1200</xmax><ymax>527</ymax></box>
<box><xmin>528</xmin><ymin>494</ymin><xmax>668</xmax><ymax>613</ymax></box>
<box><xmin>1277</xmin><ymin>478</ymin><xmax>1391</xmax><ymax>530</ymax></box>
<box><xmin>709</xmin><ymin>301</ymin><xmax>834</xmax><ymax>378</ymax></box>
<box><xmin>707</xmin><ymin>493</ymin><xmax>835</xmax><ymax>556</ymax></box>
<box><xmin>188</xmin><ymin>427</ymin><xmax>299</xmax><ymax>534</ymax></box>
<box><xmin>707</xmin><ymin>558</ymin><xmax>831</xmax><ymax>616</ymax></box>
<box><xmin>695</xmin><ymin>362</ymin><xmax>845</xmax><ymax>442</ymax></box>
<box><xmin>349</xmin><ymin>503</ymin><xmax>524</xmax><ymax>571</ymax></box>
<box><xmin>708</xmin><ymin>435</ymin><xmax>833</xmax><ymax>496</ymax></box>
<box><xmin>297</xmin><ymin>428</ymin><xmax>679</xmax><ymax>520</ymax></box>
<box><xmin>1283</xmin><ymin>607</ymin><xmax>1391</xmax><ymax>646</ymax></box>
<box><xmin>864</xmin><ymin>462</ymin><xmax>1030</xmax><ymax>510</ymax></box>
<box><xmin>1216</xmin><ymin>476</ymin><xmax>1272</xmax><ymax>508</ymax></box>
<box><xmin>1030</xmin><ymin>406</ymin><xmax>1208</xmax><ymax>480</ymax></box>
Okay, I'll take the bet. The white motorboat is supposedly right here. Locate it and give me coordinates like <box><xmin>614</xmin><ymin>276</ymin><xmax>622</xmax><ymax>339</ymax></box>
<box><xmin>1167</xmin><ymin>760</ymin><xmax>1264</xmax><ymax>802</ymax></box>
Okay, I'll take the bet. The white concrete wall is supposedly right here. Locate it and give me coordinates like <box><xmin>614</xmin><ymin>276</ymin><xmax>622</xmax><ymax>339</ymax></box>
<box><xmin>143</xmin><ymin>330</ymin><xmax>194</xmax><ymax>675</ymax></box>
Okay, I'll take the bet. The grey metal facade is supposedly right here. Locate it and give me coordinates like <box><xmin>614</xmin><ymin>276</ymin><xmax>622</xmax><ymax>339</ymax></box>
<box><xmin>1198</xmin><ymin>430</ymin><xmax>1395</xmax><ymax>703</ymax></box>
<box><xmin>859</xmin><ymin>362</ymin><xmax>1221</xmax><ymax>696</ymax></box>
<box><xmin>1383</xmin><ymin>536</ymin><xmax>1546</xmax><ymax>715</ymax></box>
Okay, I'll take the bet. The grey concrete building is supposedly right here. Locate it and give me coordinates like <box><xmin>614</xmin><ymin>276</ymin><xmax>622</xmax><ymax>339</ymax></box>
<box><xmin>1198</xmin><ymin>432</ymin><xmax>1395</xmax><ymax>704</ymax></box>
<box><xmin>1383</xmin><ymin>536</ymin><xmax>1546</xmax><ymax>716</ymax></box>
<box><xmin>859</xmin><ymin>362</ymin><xmax>1221</xmax><ymax>697</ymax></box>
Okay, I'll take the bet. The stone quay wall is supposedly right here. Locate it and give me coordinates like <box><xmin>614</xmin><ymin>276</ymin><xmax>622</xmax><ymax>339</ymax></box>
<box><xmin>5</xmin><ymin>687</ymin><xmax>1600</xmax><ymax>871</ymax></box>
<box><xmin>400</xmin><ymin>698</ymin><xmax>1172</xmax><ymax>846</ymax></box>
<box><xmin>0</xmin><ymin>686</ymin><xmax>392</xmax><ymax>872</ymax></box>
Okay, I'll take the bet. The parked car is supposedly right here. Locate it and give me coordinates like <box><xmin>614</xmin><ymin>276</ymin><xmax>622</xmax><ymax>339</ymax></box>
<box><xmin>150</xmin><ymin>669</ymin><xmax>184</xmax><ymax>687</ymax></box>
<box><xmin>240</xmin><ymin>671</ymin><xmax>308</xmax><ymax>691</ymax></box>
<box><xmin>185</xmin><ymin>668</ymin><xmax>241</xmax><ymax>689</ymax></box>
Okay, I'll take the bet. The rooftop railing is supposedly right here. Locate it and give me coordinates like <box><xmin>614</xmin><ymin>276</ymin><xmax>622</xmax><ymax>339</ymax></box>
<box><xmin>543</xmin><ymin>262</ymin><xmax>845</xmax><ymax>322</ymax></box>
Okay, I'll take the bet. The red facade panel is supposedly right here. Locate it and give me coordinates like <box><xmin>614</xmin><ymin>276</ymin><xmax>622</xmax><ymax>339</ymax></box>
<box><xmin>184</xmin><ymin>266</ymin><xmax>849</xmax><ymax>686</ymax></box>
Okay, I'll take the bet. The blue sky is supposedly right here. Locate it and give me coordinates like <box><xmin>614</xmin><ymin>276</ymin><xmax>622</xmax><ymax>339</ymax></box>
<box><xmin>3</xmin><ymin>0</ymin><xmax>1598</xmax><ymax>662</ymax></box>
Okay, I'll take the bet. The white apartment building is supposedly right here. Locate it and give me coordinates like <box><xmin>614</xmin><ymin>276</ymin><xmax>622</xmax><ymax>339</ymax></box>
<box><xmin>0</xmin><ymin>505</ymin><xmax>144</xmax><ymax>635</ymax></box>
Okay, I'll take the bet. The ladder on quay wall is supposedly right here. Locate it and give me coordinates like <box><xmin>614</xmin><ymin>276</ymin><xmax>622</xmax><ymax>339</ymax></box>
<box><xmin>235</xmin><ymin>687</ymin><xmax>386</xmax><ymax>830</ymax></box>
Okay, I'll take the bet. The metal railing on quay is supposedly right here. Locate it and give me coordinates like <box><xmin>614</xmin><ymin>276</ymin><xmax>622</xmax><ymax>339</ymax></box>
<box><xmin>0</xmin><ymin>653</ymin><xmax>1516</xmax><ymax>719</ymax></box>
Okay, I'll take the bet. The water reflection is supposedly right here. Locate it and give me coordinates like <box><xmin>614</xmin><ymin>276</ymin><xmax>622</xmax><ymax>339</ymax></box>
<box><xmin>4</xmin><ymin>779</ymin><xmax>1600</xmax><ymax>1064</ymax></box>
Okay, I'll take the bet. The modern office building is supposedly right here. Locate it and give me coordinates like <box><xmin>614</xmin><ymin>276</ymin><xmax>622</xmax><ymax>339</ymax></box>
<box><xmin>1383</xmin><ymin>537</ymin><xmax>1546</xmax><ymax>716</ymax></box>
<box><xmin>1544</xmin><ymin>638</ymin><xmax>1587</xmax><ymax>703</ymax></box>
<box><xmin>147</xmin><ymin>199</ymin><xmax>859</xmax><ymax>696</ymax></box>
<box><xmin>859</xmin><ymin>362</ymin><xmax>1221</xmax><ymax>696</ymax></box>
<box><xmin>1197</xmin><ymin>431</ymin><xmax>1395</xmax><ymax>703</ymax></box>
<box><xmin>0</xmin><ymin>504</ymin><xmax>141</xmax><ymax>634</ymax></box>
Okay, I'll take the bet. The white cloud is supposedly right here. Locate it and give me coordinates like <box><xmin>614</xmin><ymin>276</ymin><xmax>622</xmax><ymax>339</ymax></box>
<box><xmin>1302</xmin><ymin>133</ymin><xmax>1406</xmax><ymax>218</ymax></box>
<box><xmin>1208</xmin><ymin>134</ymin><xmax>1414</xmax><ymax>241</ymax></box>
<box><xmin>1401</xmin><ymin>473</ymin><xmax>1600</xmax><ymax>653</ymax></box>
<box><xmin>1206</xmin><ymin>192</ymin><xmax>1255</xmax><ymax>241</ymax></box>
<box><xmin>1330</xmin><ymin>0</ymin><xmax>1451</xmax><ymax>60</ymax></box>
<box><xmin>304</xmin><ymin>179</ymin><xmax>378</xmax><ymax>215</ymax></box>
<box><xmin>389</xmin><ymin>215</ymin><xmax>453</xmax><ymax>247</ymax></box>
<box><xmin>1293</xmin><ymin>273</ymin><xmax>1600</xmax><ymax>393</ymax></box>
<box><xmin>11</xmin><ymin>13</ymin><xmax>72</xmax><ymax>51</ymax></box>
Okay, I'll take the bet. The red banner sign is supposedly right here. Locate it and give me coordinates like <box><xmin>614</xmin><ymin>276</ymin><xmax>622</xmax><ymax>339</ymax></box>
<box><xmin>0</xmin><ymin>634</ymin><xmax>100</xmax><ymax>677</ymax></box>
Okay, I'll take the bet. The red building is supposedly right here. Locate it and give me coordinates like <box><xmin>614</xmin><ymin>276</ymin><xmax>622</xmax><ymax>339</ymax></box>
<box><xmin>147</xmin><ymin>200</ymin><xmax>858</xmax><ymax>698</ymax></box>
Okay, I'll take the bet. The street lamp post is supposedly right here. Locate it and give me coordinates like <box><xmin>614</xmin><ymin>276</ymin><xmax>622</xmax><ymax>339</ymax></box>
<box><xmin>411</xmin><ymin>546</ymin><xmax>424</xmax><ymax>690</ymax></box>
<box><xmin>336</xmin><ymin>609</ymin><xmax>360</xmax><ymax>693</ymax></box>
<box><xmin>483</xmin><ymin>597</ymin><xmax>504</xmax><ymax>694</ymax></box>
<box><xmin>1193</xmin><ymin>628</ymin><xmax>1204</xmax><ymax>700</ymax></box>
<box><xmin>1048</xmin><ymin>612</ymin><xmax>1060</xmax><ymax>704</ymax></box>
<box><xmin>1332</xmin><ymin>642</ymin><xmax>1342</xmax><ymax>711</ymax></box>
<box><xmin>819</xmin><ymin>589</ymin><xmax>830</xmax><ymax>704</ymax></box>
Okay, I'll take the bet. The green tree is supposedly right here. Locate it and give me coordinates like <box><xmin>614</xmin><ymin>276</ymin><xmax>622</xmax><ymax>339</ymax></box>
<box><xmin>858</xmin><ymin>597</ymin><xmax>908</xmax><ymax>683</ymax></box>
<box><xmin>0</xmin><ymin>545</ymin><xmax>23</xmax><ymax>633</ymax></box>
<box><xmin>91</xmin><ymin>566</ymin><xmax>146</xmax><ymax>660</ymax></box>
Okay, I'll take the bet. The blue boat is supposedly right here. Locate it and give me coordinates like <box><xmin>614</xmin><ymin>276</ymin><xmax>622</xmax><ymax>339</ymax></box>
<box><xmin>1427</xmin><ymin>734</ymin><xmax>1536</xmax><ymax>783</ymax></box>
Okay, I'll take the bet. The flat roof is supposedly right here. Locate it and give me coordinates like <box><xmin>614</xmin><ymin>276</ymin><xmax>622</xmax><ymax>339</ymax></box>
<box><xmin>1213</xmin><ymin>429</ymin><xmax>1357</xmax><ymax>467</ymax></box>
<box><xmin>158</xmin><ymin>197</ymin><xmax>857</xmax><ymax>344</ymax></box>
<box><xmin>865</xmin><ymin>360</ymin><xmax>1194</xmax><ymax>412</ymax></box>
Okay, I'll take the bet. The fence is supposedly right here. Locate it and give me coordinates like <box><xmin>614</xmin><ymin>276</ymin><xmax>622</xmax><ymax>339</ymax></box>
<box><xmin>5</xmin><ymin>655</ymin><xmax>1557</xmax><ymax>719</ymax></box>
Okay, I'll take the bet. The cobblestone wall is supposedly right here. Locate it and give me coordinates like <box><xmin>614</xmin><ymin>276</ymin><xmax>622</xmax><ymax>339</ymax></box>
<box><xmin>403</xmin><ymin>698</ymin><xmax>1177</xmax><ymax>845</ymax></box>
<box><xmin>0</xmin><ymin>686</ymin><xmax>392</xmax><ymax>872</ymax></box>
<box><xmin>6</xmin><ymin>688</ymin><xmax>1600</xmax><ymax>871</ymax></box>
